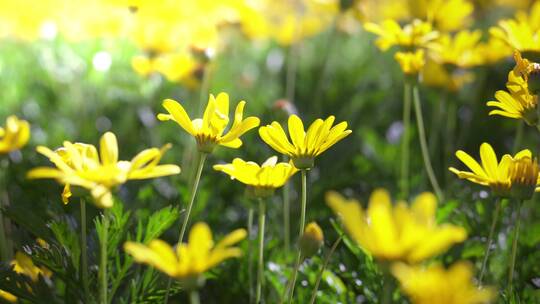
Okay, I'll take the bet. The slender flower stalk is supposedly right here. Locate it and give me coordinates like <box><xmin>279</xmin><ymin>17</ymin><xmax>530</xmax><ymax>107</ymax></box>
<box><xmin>381</xmin><ymin>267</ymin><xmax>394</xmax><ymax>304</ymax></box>
<box><xmin>400</xmin><ymin>82</ymin><xmax>412</xmax><ymax>198</ymax></box>
<box><xmin>164</xmin><ymin>152</ymin><xmax>207</xmax><ymax>303</ymax></box>
<box><xmin>80</xmin><ymin>199</ymin><xmax>90</xmax><ymax>300</ymax></box>
<box><xmin>247</xmin><ymin>207</ymin><xmax>254</xmax><ymax>303</ymax></box>
<box><xmin>508</xmin><ymin>200</ymin><xmax>523</xmax><ymax>295</ymax></box>
<box><xmin>285</xmin><ymin>254</ymin><xmax>302</xmax><ymax>304</ymax></box>
<box><xmin>283</xmin><ymin>175</ymin><xmax>291</xmax><ymax>252</ymax></box>
<box><xmin>412</xmin><ymin>84</ymin><xmax>444</xmax><ymax>202</ymax></box>
<box><xmin>190</xmin><ymin>290</ymin><xmax>201</xmax><ymax>304</ymax></box>
<box><xmin>478</xmin><ymin>198</ymin><xmax>501</xmax><ymax>285</ymax></box>
<box><xmin>256</xmin><ymin>198</ymin><xmax>266</xmax><ymax>304</ymax></box>
<box><xmin>99</xmin><ymin>210</ymin><xmax>110</xmax><ymax>304</ymax></box>
<box><xmin>309</xmin><ymin>235</ymin><xmax>342</xmax><ymax>304</ymax></box>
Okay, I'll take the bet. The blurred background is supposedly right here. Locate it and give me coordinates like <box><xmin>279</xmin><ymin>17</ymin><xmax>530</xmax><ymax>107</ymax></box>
<box><xmin>1</xmin><ymin>0</ymin><xmax>539</xmax><ymax>303</ymax></box>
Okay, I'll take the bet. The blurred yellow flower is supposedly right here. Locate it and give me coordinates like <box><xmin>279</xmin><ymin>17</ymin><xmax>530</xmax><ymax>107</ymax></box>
<box><xmin>158</xmin><ymin>92</ymin><xmax>260</xmax><ymax>153</ymax></box>
<box><xmin>449</xmin><ymin>143</ymin><xmax>539</xmax><ymax>198</ymax></box>
<box><xmin>213</xmin><ymin>156</ymin><xmax>298</xmax><ymax>198</ymax></box>
<box><xmin>124</xmin><ymin>222</ymin><xmax>246</xmax><ymax>289</ymax></box>
<box><xmin>430</xmin><ymin>30</ymin><xmax>483</xmax><ymax>68</ymax></box>
<box><xmin>258</xmin><ymin>115</ymin><xmax>352</xmax><ymax>169</ymax></box>
<box><xmin>422</xmin><ymin>60</ymin><xmax>474</xmax><ymax>92</ymax></box>
<box><xmin>28</xmin><ymin>132</ymin><xmax>180</xmax><ymax>208</ymax></box>
<box><xmin>392</xmin><ymin>262</ymin><xmax>494</xmax><ymax>304</ymax></box>
<box><xmin>299</xmin><ymin>221</ymin><xmax>324</xmax><ymax>258</ymax></box>
<box><xmin>423</xmin><ymin>0</ymin><xmax>473</xmax><ymax>32</ymax></box>
<box><xmin>490</xmin><ymin>1</ymin><xmax>540</xmax><ymax>55</ymax></box>
<box><xmin>326</xmin><ymin>189</ymin><xmax>466</xmax><ymax>263</ymax></box>
<box><xmin>395</xmin><ymin>50</ymin><xmax>425</xmax><ymax>75</ymax></box>
<box><xmin>0</xmin><ymin>115</ymin><xmax>30</xmax><ymax>154</ymax></box>
<box><xmin>238</xmin><ymin>0</ymin><xmax>339</xmax><ymax>46</ymax></box>
<box><xmin>476</xmin><ymin>38</ymin><xmax>513</xmax><ymax>65</ymax></box>
<box><xmin>0</xmin><ymin>290</ymin><xmax>16</xmax><ymax>303</ymax></box>
<box><xmin>364</xmin><ymin>19</ymin><xmax>439</xmax><ymax>51</ymax></box>
<box><xmin>11</xmin><ymin>251</ymin><xmax>52</xmax><ymax>281</ymax></box>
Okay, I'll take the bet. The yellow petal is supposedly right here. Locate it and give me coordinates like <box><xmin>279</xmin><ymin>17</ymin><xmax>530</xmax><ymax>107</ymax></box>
<box><xmin>99</xmin><ymin>132</ymin><xmax>119</xmax><ymax>166</ymax></box>
<box><xmin>160</xmin><ymin>99</ymin><xmax>195</xmax><ymax>135</ymax></box>
<box><xmin>479</xmin><ymin>143</ymin><xmax>498</xmax><ymax>179</ymax></box>
<box><xmin>288</xmin><ymin>115</ymin><xmax>306</xmax><ymax>153</ymax></box>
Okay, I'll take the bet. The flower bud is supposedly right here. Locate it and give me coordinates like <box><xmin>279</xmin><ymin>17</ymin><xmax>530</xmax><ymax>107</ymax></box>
<box><xmin>300</xmin><ymin>222</ymin><xmax>324</xmax><ymax>258</ymax></box>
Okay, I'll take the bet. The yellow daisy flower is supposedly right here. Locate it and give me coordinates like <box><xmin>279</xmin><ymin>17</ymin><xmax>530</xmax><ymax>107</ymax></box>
<box><xmin>449</xmin><ymin>143</ymin><xmax>539</xmax><ymax>198</ymax></box>
<box><xmin>11</xmin><ymin>251</ymin><xmax>52</xmax><ymax>282</ymax></box>
<box><xmin>430</xmin><ymin>30</ymin><xmax>484</xmax><ymax>68</ymax></box>
<box><xmin>395</xmin><ymin>49</ymin><xmax>425</xmax><ymax>75</ymax></box>
<box><xmin>0</xmin><ymin>115</ymin><xmax>30</xmax><ymax>154</ymax></box>
<box><xmin>392</xmin><ymin>262</ymin><xmax>495</xmax><ymax>304</ymax></box>
<box><xmin>364</xmin><ymin>19</ymin><xmax>439</xmax><ymax>51</ymax></box>
<box><xmin>258</xmin><ymin>115</ymin><xmax>352</xmax><ymax>169</ymax></box>
<box><xmin>489</xmin><ymin>1</ymin><xmax>540</xmax><ymax>56</ymax></box>
<box><xmin>124</xmin><ymin>222</ymin><xmax>246</xmax><ymax>290</ymax></box>
<box><xmin>158</xmin><ymin>92</ymin><xmax>260</xmax><ymax>153</ymax></box>
<box><xmin>28</xmin><ymin>132</ymin><xmax>181</xmax><ymax>208</ymax></box>
<box><xmin>326</xmin><ymin>189</ymin><xmax>467</xmax><ymax>263</ymax></box>
<box><xmin>213</xmin><ymin>156</ymin><xmax>298</xmax><ymax>198</ymax></box>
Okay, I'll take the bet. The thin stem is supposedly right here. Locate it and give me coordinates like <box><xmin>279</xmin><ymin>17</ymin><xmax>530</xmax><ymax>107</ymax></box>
<box><xmin>189</xmin><ymin>289</ymin><xmax>201</xmax><ymax>304</ymax></box>
<box><xmin>412</xmin><ymin>84</ymin><xmax>444</xmax><ymax>202</ymax></box>
<box><xmin>381</xmin><ymin>268</ymin><xmax>393</xmax><ymax>304</ymax></box>
<box><xmin>81</xmin><ymin>199</ymin><xmax>90</xmax><ymax>300</ymax></box>
<box><xmin>99</xmin><ymin>209</ymin><xmax>110</xmax><ymax>304</ymax></box>
<box><xmin>164</xmin><ymin>152</ymin><xmax>207</xmax><ymax>304</ymax></box>
<box><xmin>283</xmin><ymin>155</ymin><xmax>291</xmax><ymax>252</ymax></box>
<box><xmin>285</xmin><ymin>252</ymin><xmax>302</xmax><ymax>304</ymax></box>
<box><xmin>478</xmin><ymin>197</ymin><xmax>501</xmax><ymax>285</ymax></box>
<box><xmin>507</xmin><ymin>199</ymin><xmax>523</xmax><ymax>295</ymax></box>
<box><xmin>256</xmin><ymin>199</ymin><xmax>266</xmax><ymax>304</ymax></box>
<box><xmin>512</xmin><ymin>122</ymin><xmax>524</xmax><ymax>153</ymax></box>
<box><xmin>400</xmin><ymin>82</ymin><xmax>412</xmax><ymax>199</ymax></box>
<box><xmin>248</xmin><ymin>207</ymin><xmax>254</xmax><ymax>303</ymax></box>
<box><xmin>309</xmin><ymin>236</ymin><xmax>343</xmax><ymax>304</ymax></box>
<box><xmin>0</xmin><ymin>207</ymin><xmax>7</xmax><ymax>261</ymax></box>
<box><xmin>299</xmin><ymin>170</ymin><xmax>308</xmax><ymax>238</ymax></box>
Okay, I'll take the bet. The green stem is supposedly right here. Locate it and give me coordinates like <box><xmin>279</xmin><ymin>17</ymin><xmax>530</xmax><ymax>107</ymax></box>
<box><xmin>478</xmin><ymin>197</ymin><xmax>501</xmax><ymax>285</ymax></box>
<box><xmin>381</xmin><ymin>269</ymin><xmax>393</xmax><ymax>304</ymax></box>
<box><xmin>512</xmin><ymin>122</ymin><xmax>524</xmax><ymax>153</ymax></box>
<box><xmin>99</xmin><ymin>209</ymin><xmax>110</xmax><ymax>304</ymax></box>
<box><xmin>164</xmin><ymin>152</ymin><xmax>207</xmax><ymax>304</ymax></box>
<box><xmin>283</xmin><ymin>159</ymin><xmax>291</xmax><ymax>252</ymax></box>
<box><xmin>507</xmin><ymin>200</ymin><xmax>523</xmax><ymax>295</ymax></box>
<box><xmin>299</xmin><ymin>170</ymin><xmax>308</xmax><ymax>238</ymax></box>
<box><xmin>285</xmin><ymin>252</ymin><xmax>302</xmax><ymax>304</ymax></box>
<box><xmin>412</xmin><ymin>84</ymin><xmax>444</xmax><ymax>202</ymax></box>
<box><xmin>309</xmin><ymin>236</ymin><xmax>342</xmax><ymax>304</ymax></box>
<box><xmin>0</xmin><ymin>207</ymin><xmax>7</xmax><ymax>261</ymax></box>
<box><xmin>400</xmin><ymin>82</ymin><xmax>412</xmax><ymax>199</ymax></box>
<box><xmin>248</xmin><ymin>207</ymin><xmax>254</xmax><ymax>303</ymax></box>
<box><xmin>81</xmin><ymin>199</ymin><xmax>90</xmax><ymax>300</ymax></box>
<box><xmin>190</xmin><ymin>289</ymin><xmax>201</xmax><ymax>304</ymax></box>
<box><xmin>256</xmin><ymin>199</ymin><xmax>266</xmax><ymax>304</ymax></box>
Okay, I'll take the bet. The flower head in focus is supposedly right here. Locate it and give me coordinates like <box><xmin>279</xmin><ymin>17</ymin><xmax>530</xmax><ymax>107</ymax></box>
<box><xmin>392</xmin><ymin>262</ymin><xmax>494</xmax><ymax>304</ymax></box>
<box><xmin>326</xmin><ymin>189</ymin><xmax>466</xmax><ymax>263</ymax></box>
<box><xmin>27</xmin><ymin>132</ymin><xmax>180</xmax><ymax>208</ymax></box>
<box><xmin>0</xmin><ymin>115</ymin><xmax>30</xmax><ymax>154</ymax></box>
<box><xmin>449</xmin><ymin>143</ymin><xmax>539</xmax><ymax>198</ymax></box>
<box><xmin>364</xmin><ymin>19</ymin><xmax>439</xmax><ymax>52</ymax></box>
<box><xmin>395</xmin><ymin>50</ymin><xmax>425</xmax><ymax>75</ymax></box>
<box><xmin>258</xmin><ymin>115</ymin><xmax>352</xmax><ymax>169</ymax></box>
<box><xmin>213</xmin><ymin>156</ymin><xmax>298</xmax><ymax>198</ymax></box>
<box><xmin>124</xmin><ymin>222</ymin><xmax>246</xmax><ymax>290</ymax></box>
<box><xmin>158</xmin><ymin>92</ymin><xmax>260</xmax><ymax>153</ymax></box>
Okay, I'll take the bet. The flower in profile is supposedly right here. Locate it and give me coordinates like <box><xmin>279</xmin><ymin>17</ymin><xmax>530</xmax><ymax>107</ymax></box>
<box><xmin>487</xmin><ymin>51</ymin><xmax>539</xmax><ymax>125</ymax></box>
<box><xmin>449</xmin><ymin>143</ymin><xmax>539</xmax><ymax>198</ymax></box>
<box><xmin>28</xmin><ymin>132</ymin><xmax>181</xmax><ymax>208</ymax></box>
<box><xmin>258</xmin><ymin>115</ymin><xmax>352</xmax><ymax>169</ymax></box>
<box><xmin>0</xmin><ymin>115</ymin><xmax>30</xmax><ymax>154</ymax></box>
<box><xmin>158</xmin><ymin>92</ymin><xmax>260</xmax><ymax>153</ymax></box>
<box><xmin>395</xmin><ymin>50</ymin><xmax>425</xmax><ymax>75</ymax></box>
<box><xmin>299</xmin><ymin>222</ymin><xmax>324</xmax><ymax>259</ymax></box>
<box><xmin>326</xmin><ymin>189</ymin><xmax>466</xmax><ymax>263</ymax></box>
<box><xmin>213</xmin><ymin>156</ymin><xmax>298</xmax><ymax>198</ymax></box>
<box><xmin>124</xmin><ymin>222</ymin><xmax>246</xmax><ymax>290</ymax></box>
<box><xmin>364</xmin><ymin>19</ymin><xmax>439</xmax><ymax>51</ymax></box>
<box><xmin>392</xmin><ymin>262</ymin><xmax>494</xmax><ymax>304</ymax></box>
